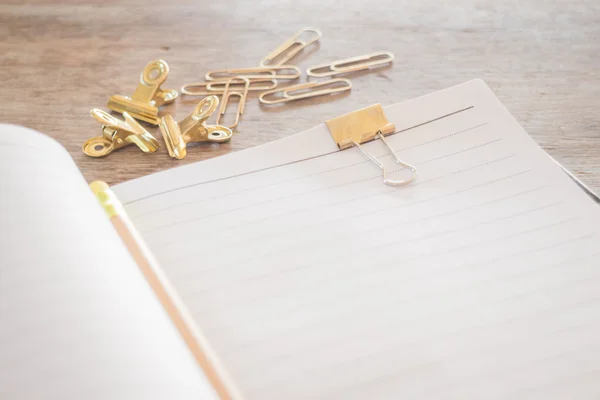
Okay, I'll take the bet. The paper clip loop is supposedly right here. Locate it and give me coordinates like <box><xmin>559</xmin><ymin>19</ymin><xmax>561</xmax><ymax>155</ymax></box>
<box><xmin>107</xmin><ymin>60</ymin><xmax>178</xmax><ymax>125</ymax></box>
<box><xmin>216</xmin><ymin>78</ymin><xmax>249</xmax><ymax>129</ymax></box>
<box><xmin>83</xmin><ymin>109</ymin><xmax>159</xmax><ymax>157</ymax></box>
<box><xmin>159</xmin><ymin>96</ymin><xmax>233</xmax><ymax>160</ymax></box>
<box><xmin>259</xmin><ymin>79</ymin><xmax>351</xmax><ymax>105</ymax></box>
<box><xmin>325</xmin><ymin>104</ymin><xmax>416</xmax><ymax>186</ymax></box>
<box><xmin>260</xmin><ymin>27</ymin><xmax>322</xmax><ymax>67</ymax></box>
<box><xmin>181</xmin><ymin>77</ymin><xmax>277</xmax><ymax>96</ymax></box>
<box><xmin>205</xmin><ymin>66</ymin><xmax>301</xmax><ymax>81</ymax></box>
<box><xmin>306</xmin><ymin>52</ymin><xmax>394</xmax><ymax>78</ymax></box>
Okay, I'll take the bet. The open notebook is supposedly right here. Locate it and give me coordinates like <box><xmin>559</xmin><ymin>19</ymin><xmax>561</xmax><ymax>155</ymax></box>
<box><xmin>3</xmin><ymin>79</ymin><xmax>600</xmax><ymax>400</ymax></box>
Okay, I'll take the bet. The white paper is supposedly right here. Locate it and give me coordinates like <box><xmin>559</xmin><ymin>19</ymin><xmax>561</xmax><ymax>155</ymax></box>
<box><xmin>116</xmin><ymin>80</ymin><xmax>600</xmax><ymax>400</ymax></box>
<box><xmin>0</xmin><ymin>125</ymin><xmax>219</xmax><ymax>400</ymax></box>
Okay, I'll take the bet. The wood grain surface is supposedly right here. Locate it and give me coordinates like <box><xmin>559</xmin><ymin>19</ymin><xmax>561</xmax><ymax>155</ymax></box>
<box><xmin>1</xmin><ymin>0</ymin><xmax>599</xmax><ymax>192</ymax></box>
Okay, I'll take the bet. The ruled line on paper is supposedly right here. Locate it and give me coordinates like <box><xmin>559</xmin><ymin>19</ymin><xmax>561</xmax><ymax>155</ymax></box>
<box><xmin>215</xmin><ymin>254</ymin><xmax>600</xmax><ymax>385</ymax></box>
<box><xmin>123</xmin><ymin>106</ymin><xmax>477</xmax><ymax>206</ymax></box>
<box><xmin>172</xmin><ymin>183</ymin><xmax>547</xmax><ymax>267</ymax></box>
<box><xmin>391</xmin><ymin>122</ymin><xmax>488</xmax><ymax>155</ymax></box>
<box><xmin>220</xmin><ymin>260</ymin><xmax>600</xmax><ymax>398</ymax></box>
<box><xmin>130</xmin><ymin>129</ymin><xmax>495</xmax><ymax>222</ymax></box>
<box><xmin>140</xmin><ymin>147</ymin><xmax>514</xmax><ymax>236</ymax></box>
<box><xmin>394</xmin><ymin>105</ymin><xmax>476</xmax><ymax>135</ymax></box>
<box><xmin>182</xmin><ymin>220</ymin><xmax>590</xmax><ymax>317</ymax></box>
<box><xmin>162</xmin><ymin>167</ymin><xmax>533</xmax><ymax>268</ymax></box>
<box><xmin>367</xmin><ymin>201</ymin><xmax>565</xmax><ymax>253</ymax></box>
<box><xmin>294</xmin><ymin>276</ymin><xmax>600</xmax><ymax>399</ymax></box>
<box><xmin>210</xmin><ymin>233</ymin><xmax>599</xmax><ymax>336</ymax></box>
<box><xmin>149</xmin><ymin>141</ymin><xmax>506</xmax><ymax>236</ymax></box>
<box><xmin>184</xmin><ymin>210</ymin><xmax>578</xmax><ymax>298</ymax></box>
<box><xmin>231</xmin><ymin>275</ymin><xmax>600</xmax><ymax>391</ymax></box>
<box><xmin>128</xmin><ymin>121</ymin><xmax>489</xmax><ymax>220</ymax></box>
<box><xmin>245</xmin><ymin>288</ymin><xmax>600</xmax><ymax>397</ymax></box>
<box><xmin>378</xmin><ymin>346</ymin><xmax>600</xmax><ymax>400</ymax></box>
<box><xmin>149</xmin><ymin>155</ymin><xmax>522</xmax><ymax>274</ymax></box>
<box><xmin>351</xmin><ymin>217</ymin><xmax>583</xmax><ymax>283</ymax></box>
<box><xmin>170</xmin><ymin>184</ymin><xmax>548</xmax><ymax>278</ymax></box>
<box><xmin>503</xmin><ymin>364</ymin><xmax>600</xmax><ymax>400</ymax></box>
<box><xmin>380</xmin><ymin>317</ymin><xmax>600</xmax><ymax>400</ymax></box>
<box><xmin>417</xmin><ymin>137</ymin><xmax>500</xmax><ymax>165</ymax></box>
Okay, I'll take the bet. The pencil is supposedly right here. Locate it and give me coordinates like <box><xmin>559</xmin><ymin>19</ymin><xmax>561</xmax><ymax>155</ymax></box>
<box><xmin>90</xmin><ymin>181</ymin><xmax>243</xmax><ymax>400</ymax></box>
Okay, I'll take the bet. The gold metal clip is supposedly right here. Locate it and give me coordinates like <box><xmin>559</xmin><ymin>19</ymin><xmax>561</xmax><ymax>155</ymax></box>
<box><xmin>107</xmin><ymin>60</ymin><xmax>179</xmax><ymax>125</ymax></box>
<box><xmin>326</xmin><ymin>104</ymin><xmax>416</xmax><ymax>186</ymax></box>
<box><xmin>259</xmin><ymin>78</ymin><xmax>351</xmax><ymax>104</ymax></box>
<box><xmin>260</xmin><ymin>27</ymin><xmax>322</xmax><ymax>67</ymax></box>
<box><xmin>159</xmin><ymin>96</ymin><xmax>233</xmax><ymax>160</ymax></box>
<box><xmin>181</xmin><ymin>77</ymin><xmax>277</xmax><ymax>96</ymax></box>
<box><xmin>216</xmin><ymin>78</ymin><xmax>249</xmax><ymax>129</ymax></box>
<box><xmin>83</xmin><ymin>109</ymin><xmax>160</xmax><ymax>157</ymax></box>
<box><xmin>205</xmin><ymin>66</ymin><xmax>301</xmax><ymax>81</ymax></box>
<box><xmin>306</xmin><ymin>52</ymin><xmax>394</xmax><ymax>78</ymax></box>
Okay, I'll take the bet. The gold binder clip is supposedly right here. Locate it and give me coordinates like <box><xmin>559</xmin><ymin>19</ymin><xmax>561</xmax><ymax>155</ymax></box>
<box><xmin>306</xmin><ymin>52</ymin><xmax>394</xmax><ymax>78</ymax></box>
<box><xmin>159</xmin><ymin>95</ymin><xmax>233</xmax><ymax>160</ymax></box>
<box><xmin>260</xmin><ymin>27</ymin><xmax>322</xmax><ymax>67</ymax></box>
<box><xmin>107</xmin><ymin>60</ymin><xmax>179</xmax><ymax>125</ymax></box>
<box><xmin>326</xmin><ymin>104</ymin><xmax>416</xmax><ymax>186</ymax></box>
<box><xmin>181</xmin><ymin>77</ymin><xmax>277</xmax><ymax>96</ymax></box>
<box><xmin>83</xmin><ymin>109</ymin><xmax>160</xmax><ymax>157</ymax></box>
<box><xmin>205</xmin><ymin>66</ymin><xmax>301</xmax><ymax>81</ymax></box>
<box><xmin>259</xmin><ymin>79</ymin><xmax>351</xmax><ymax>104</ymax></box>
<box><xmin>216</xmin><ymin>78</ymin><xmax>249</xmax><ymax>129</ymax></box>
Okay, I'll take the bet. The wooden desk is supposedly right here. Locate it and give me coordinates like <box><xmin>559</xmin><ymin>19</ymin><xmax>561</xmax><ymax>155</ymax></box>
<box><xmin>2</xmin><ymin>1</ymin><xmax>599</xmax><ymax>192</ymax></box>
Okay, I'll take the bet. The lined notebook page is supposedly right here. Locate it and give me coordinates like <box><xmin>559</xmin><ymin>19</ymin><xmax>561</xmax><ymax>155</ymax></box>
<box><xmin>0</xmin><ymin>125</ymin><xmax>218</xmax><ymax>400</ymax></box>
<box><xmin>115</xmin><ymin>80</ymin><xmax>600</xmax><ymax>400</ymax></box>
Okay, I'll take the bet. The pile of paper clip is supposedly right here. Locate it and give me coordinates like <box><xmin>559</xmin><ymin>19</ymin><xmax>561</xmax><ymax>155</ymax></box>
<box><xmin>83</xmin><ymin>28</ymin><xmax>394</xmax><ymax>159</ymax></box>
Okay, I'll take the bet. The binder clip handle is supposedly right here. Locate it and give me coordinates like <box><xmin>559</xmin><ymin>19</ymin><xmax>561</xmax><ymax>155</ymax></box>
<box><xmin>159</xmin><ymin>96</ymin><xmax>233</xmax><ymax>160</ymax></box>
<box><xmin>352</xmin><ymin>130</ymin><xmax>417</xmax><ymax>187</ymax></box>
<box><xmin>139</xmin><ymin>60</ymin><xmax>179</xmax><ymax>107</ymax></box>
<box><xmin>83</xmin><ymin>109</ymin><xmax>159</xmax><ymax>157</ymax></box>
<box><xmin>192</xmin><ymin>95</ymin><xmax>220</xmax><ymax>124</ymax></box>
<box><xmin>195</xmin><ymin>97</ymin><xmax>234</xmax><ymax>142</ymax></box>
<box><xmin>141</xmin><ymin>60</ymin><xmax>170</xmax><ymax>85</ymax></box>
<box><xmin>107</xmin><ymin>59</ymin><xmax>178</xmax><ymax>125</ymax></box>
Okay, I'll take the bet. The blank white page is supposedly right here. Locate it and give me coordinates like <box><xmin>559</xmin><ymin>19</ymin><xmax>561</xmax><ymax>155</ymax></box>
<box><xmin>0</xmin><ymin>125</ymin><xmax>218</xmax><ymax>400</ymax></box>
<box><xmin>115</xmin><ymin>79</ymin><xmax>600</xmax><ymax>400</ymax></box>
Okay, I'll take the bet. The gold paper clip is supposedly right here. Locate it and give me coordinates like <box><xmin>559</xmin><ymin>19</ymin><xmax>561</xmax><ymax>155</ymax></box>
<box><xmin>205</xmin><ymin>66</ymin><xmax>301</xmax><ymax>81</ymax></box>
<box><xmin>259</xmin><ymin>78</ymin><xmax>351</xmax><ymax>105</ymax></box>
<box><xmin>326</xmin><ymin>104</ymin><xmax>416</xmax><ymax>186</ymax></box>
<box><xmin>181</xmin><ymin>77</ymin><xmax>277</xmax><ymax>96</ymax></box>
<box><xmin>306</xmin><ymin>52</ymin><xmax>394</xmax><ymax>78</ymax></box>
<box><xmin>159</xmin><ymin>96</ymin><xmax>233</xmax><ymax>160</ymax></box>
<box><xmin>216</xmin><ymin>78</ymin><xmax>249</xmax><ymax>129</ymax></box>
<box><xmin>260</xmin><ymin>27</ymin><xmax>322</xmax><ymax>67</ymax></box>
<box><xmin>83</xmin><ymin>109</ymin><xmax>159</xmax><ymax>157</ymax></box>
<box><xmin>107</xmin><ymin>59</ymin><xmax>179</xmax><ymax>125</ymax></box>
